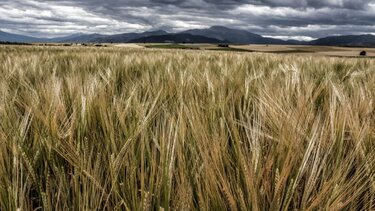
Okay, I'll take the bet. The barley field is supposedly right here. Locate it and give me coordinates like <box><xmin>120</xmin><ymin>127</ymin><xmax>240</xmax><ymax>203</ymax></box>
<box><xmin>0</xmin><ymin>45</ymin><xmax>374</xmax><ymax>210</ymax></box>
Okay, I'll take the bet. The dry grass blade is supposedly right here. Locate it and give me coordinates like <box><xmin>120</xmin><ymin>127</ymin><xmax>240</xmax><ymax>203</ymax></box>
<box><xmin>0</xmin><ymin>45</ymin><xmax>374</xmax><ymax>210</ymax></box>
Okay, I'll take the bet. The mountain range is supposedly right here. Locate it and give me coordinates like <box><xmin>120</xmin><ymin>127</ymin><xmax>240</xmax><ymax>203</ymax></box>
<box><xmin>183</xmin><ymin>26</ymin><xmax>289</xmax><ymax>44</ymax></box>
<box><xmin>1</xmin><ymin>26</ymin><xmax>375</xmax><ymax>47</ymax></box>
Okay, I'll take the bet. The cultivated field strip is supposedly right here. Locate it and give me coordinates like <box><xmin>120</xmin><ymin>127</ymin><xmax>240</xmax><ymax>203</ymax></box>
<box><xmin>0</xmin><ymin>46</ymin><xmax>374</xmax><ymax>210</ymax></box>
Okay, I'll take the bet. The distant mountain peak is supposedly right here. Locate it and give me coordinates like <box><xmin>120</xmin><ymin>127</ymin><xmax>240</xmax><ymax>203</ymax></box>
<box><xmin>69</xmin><ymin>32</ymin><xmax>85</xmax><ymax>36</ymax></box>
<box><xmin>181</xmin><ymin>26</ymin><xmax>285</xmax><ymax>44</ymax></box>
<box><xmin>1</xmin><ymin>27</ymin><xmax>375</xmax><ymax>46</ymax></box>
<box><xmin>149</xmin><ymin>29</ymin><xmax>167</xmax><ymax>33</ymax></box>
<box><xmin>209</xmin><ymin>26</ymin><xmax>229</xmax><ymax>30</ymax></box>
<box><xmin>208</xmin><ymin>26</ymin><xmax>252</xmax><ymax>33</ymax></box>
<box><xmin>91</xmin><ymin>30</ymin><xmax>169</xmax><ymax>43</ymax></box>
<box><xmin>310</xmin><ymin>34</ymin><xmax>375</xmax><ymax>47</ymax></box>
<box><xmin>128</xmin><ymin>33</ymin><xmax>226</xmax><ymax>43</ymax></box>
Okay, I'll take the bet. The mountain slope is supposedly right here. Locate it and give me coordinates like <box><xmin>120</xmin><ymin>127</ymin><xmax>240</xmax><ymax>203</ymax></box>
<box><xmin>128</xmin><ymin>33</ymin><xmax>226</xmax><ymax>43</ymax></box>
<box><xmin>182</xmin><ymin>26</ymin><xmax>288</xmax><ymax>44</ymax></box>
<box><xmin>60</xmin><ymin>33</ymin><xmax>107</xmax><ymax>43</ymax></box>
<box><xmin>0</xmin><ymin>31</ymin><xmax>101</xmax><ymax>43</ymax></box>
<box><xmin>2</xmin><ymin>27</ymin><xmax>375</xmax><ymax>46</ymax></box>
<box><xmin>0</xmin><ymin>30</ymin><xmax>44</xmax><ymax>43</ymax></box>
<box><xmin>91</xmin><ymin>30</ymin><xmax>168</xmax><ymax>43</ymax></box>
<box><xmin>310</xmin><ymin>34</ymin><xmax>375</xmax><ymax>47</ymax></box>
<box><xmin>47</xmin><ymin>33</ymin><xmax>86</xmax><ymax>42</ymax></box>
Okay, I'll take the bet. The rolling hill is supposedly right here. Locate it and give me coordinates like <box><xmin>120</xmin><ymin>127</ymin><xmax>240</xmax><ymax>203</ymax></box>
<box><xmin>60</xmin><ymin>33</ymin><xmax>107</xmax><ymax>43</ymax></box>
<box><xmin>310</xmin><ymin>34</ymin><xmax>375</xmax><ymax>47</ymax></box>
<box><xmin>0</xmin><ymin>27</ymin><xmax>288</xmax><ymax>44</ymax></box>
<box><xmin>182</xmin><ymin>26</ymin><xmax>288</xmax><ymax>44</ymax></box>
<box><xmin>0</xmin><ymin>31</ymin><xmax>105</xmax><ymax>43</ymax></box>
<box><xmin>48</xmin><ymin>33</ymin><xmax>87</xmax><ymax>42</ymax></box>
<box><xmin>128</xmin><ymin>33</ymin><xmax>226</xmax><ymax>43</ymax></box>
<box><xmin>91</xmin><ymin>30</ymin><xmax>168</xmax><ymax>43</ymax></box>
<box><xmin>0</xmin><ymin>30</ymin><xmax>44</xmax><ymax>43</ymax></box>
<box><xmin>1</xmin><ymin>27</ymin><xmax>375</xmax><ymax>47</ymax></box>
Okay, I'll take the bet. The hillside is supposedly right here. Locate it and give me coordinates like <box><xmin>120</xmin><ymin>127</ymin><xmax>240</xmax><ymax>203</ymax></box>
<box><xmin>129</xmin><ymin>33</ymin><xmax>226</xmax><ymax>43</ymax></box>
<box><xmin>0</xmin><ymin>30</ymin><xmax>44</xmax><ymax>43</ymax></box>
<box><xmin>183</xmin><ymin>26</ymin><xmax>288</xmax><ymax>44</ymax></box>
<box><xmin>92</xmin><ymin>30</ymin><xmax>168</xmax><ymax>43</ymax></box>
<box><xmin>59</xmin><ymin>33</ymin><xmax>107</xmax><ymax>43</ymax></box>
<box><xmin>2</xmin><ymin>27</ymin><xmax>375</xmax><ymax>47</ymax></box>
<box><xmin>310</xmin><ymin>34</ymin><xmax>375</xmax><ymax>47</ymax></box>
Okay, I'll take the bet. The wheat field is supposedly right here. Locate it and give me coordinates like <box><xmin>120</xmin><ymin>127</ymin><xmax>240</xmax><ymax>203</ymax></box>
<box><xmin>0</xmin><ymin>45</ymin><xmax>374</xmax><ymax>210</ymax></box>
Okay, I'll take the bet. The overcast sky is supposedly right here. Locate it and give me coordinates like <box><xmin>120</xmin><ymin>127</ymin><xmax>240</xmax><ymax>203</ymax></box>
<box><xmin>0</xmin><ymin>0</ymin><xmax>374</xmax><ymax>40</ymax></box>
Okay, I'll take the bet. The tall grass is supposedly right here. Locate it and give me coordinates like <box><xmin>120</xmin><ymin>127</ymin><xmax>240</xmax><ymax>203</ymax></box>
<box><xmin>0</xmin><ymin>45</ymin><xmax>374</xmax><ymax>210</ymax></box>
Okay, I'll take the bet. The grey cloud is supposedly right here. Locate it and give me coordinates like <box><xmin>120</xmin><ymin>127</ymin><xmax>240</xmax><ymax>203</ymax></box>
<box><xmin>202</xmin><ymin>0</ymin><xmax>374</xmax><ymax>9</ymax></box>
<box><xmin>0</xmin><ymin>0</ymin><xmax>374</xmax><ymax>40</ymax></box>
<box><xmin>36</xmin><ymin>0</ymin><xmax>374</xmax><ymax>10</ymax></box>
<box><xmin>141</xmin><ymin>0</ymin><xmax>374</xmax><ymax>10</ymax></box>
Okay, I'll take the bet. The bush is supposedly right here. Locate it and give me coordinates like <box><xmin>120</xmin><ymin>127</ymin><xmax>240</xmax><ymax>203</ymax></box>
<box><xmin>218</xmin><ymin>44</ymin><xmax>229</xmax><ymax>47</ymax></box>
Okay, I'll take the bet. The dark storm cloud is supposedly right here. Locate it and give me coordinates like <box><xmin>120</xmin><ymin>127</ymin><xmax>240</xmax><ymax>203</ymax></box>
<box><xmin>151</xmin><ymin>0</ymin><xmax>374</xmax><ymax>9</ymax></box>
<box><xmin>251</xmin><ymin>0</ymin><xmax>372</xmax><ymax>9</ymax></box>
<box><xmin>0</xmin><ymin>0</ymin><xmax>374</xmax><ymax>40</ymax></box>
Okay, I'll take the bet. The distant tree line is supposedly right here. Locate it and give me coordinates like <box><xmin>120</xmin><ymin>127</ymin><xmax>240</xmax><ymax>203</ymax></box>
<box><xmin>0</xmin><ymin>41</ymin><xmax>32</xmax><ymax>45</ymax></box>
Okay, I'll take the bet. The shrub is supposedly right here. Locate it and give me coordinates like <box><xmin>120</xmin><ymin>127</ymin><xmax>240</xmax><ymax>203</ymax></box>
<box><xmin>218</xmin><ymin>44</ymin><xmax>229</xmax><ymax>47</ymax></box>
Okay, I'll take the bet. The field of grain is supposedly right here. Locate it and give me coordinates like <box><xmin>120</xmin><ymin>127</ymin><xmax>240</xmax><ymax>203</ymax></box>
<box><xmin>232</xmin><ymin>45</ymin><xmax>375</xmax><ymax>57</ymax></box>
<box><xmin>140</xmin><ymin>43</ymin><xmax>375</xmax><ymax>57</ymax></box>
<box><xmin>0</xmin><ymin>45</ymin><xmax>374</xmax><ymax>210</ymax></box>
